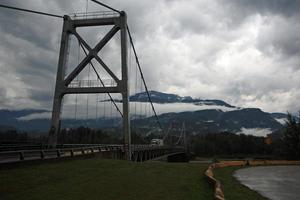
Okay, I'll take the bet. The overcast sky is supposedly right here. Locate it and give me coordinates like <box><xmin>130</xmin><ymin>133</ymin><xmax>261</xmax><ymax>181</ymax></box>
<box><xmin>0</xmin><ymin>0</ymin><xmax>300</xmax><ymax>114</ymax></box>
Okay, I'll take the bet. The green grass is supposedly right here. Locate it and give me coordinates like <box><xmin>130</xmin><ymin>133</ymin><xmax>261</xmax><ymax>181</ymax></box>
<box><xmin>0</xmin><ymin>158</ymin><xmax>213</xmax><ymax>200</ymax></box>
<box><xmin>214</xmin><ymin>167</ymin><xmax>268</xmax><ymax>200</ymax></box>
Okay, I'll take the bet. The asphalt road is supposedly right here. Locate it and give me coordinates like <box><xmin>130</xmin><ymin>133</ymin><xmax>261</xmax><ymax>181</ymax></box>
<box><xmin>234</xmin><ymin>166</ymin><xmax>300</xmax><ymax>200</ymax></box>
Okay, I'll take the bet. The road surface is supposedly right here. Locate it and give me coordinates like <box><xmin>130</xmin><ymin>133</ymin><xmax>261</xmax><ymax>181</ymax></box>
<box><xmin>234</xmin><ymin>166</ymin><xmax>300</xmax><ymax>200</ymax></box>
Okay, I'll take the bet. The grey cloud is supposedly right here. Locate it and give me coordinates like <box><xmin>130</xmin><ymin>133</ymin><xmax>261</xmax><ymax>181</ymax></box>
<box><xmin>227</xmin><ymin>0</ymin><xmax>300</xmax><ymax>18</ymax></box>
<box><xmin>0</xmin><ymin>88</ymin><xmax>7</xmax><ymax>105</ymax></box>
<box><xmin>0</xmin><ymin>4</ymin><xmax>62</xmax><ymax>51</ymax></box>
<box><xmin>1</xmin><ymin>0</ymin><xmax>300</xmax><ymax>114</ymax></box>
<box><xmin>256</xmin><ymin>16</ymin><xmax>300</xmax><ymax>63</ymax></box>
<box><xmin>27</xmin><ymin>88</ymin><xmax>53</xmax><ymax>104</ymax></box>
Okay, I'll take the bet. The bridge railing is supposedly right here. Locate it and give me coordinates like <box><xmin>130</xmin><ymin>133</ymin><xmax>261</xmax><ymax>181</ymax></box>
<box><xmin>68</xmin><ymin>79</ymin><xmax>117</xmax><ymax>88</ymax></box>
<box><xmin>0</xmin><ymin>145</ymin><xmax>124</xmax><ymax>164</ymax></box>
<box><xmin>0</xmin><ymin>144</ymin><xmax>184</xmax><ymax>164</ymax></box>
<box><xmin>70</xmin><ymin>11</ymin><xmax>119</xmax><ymax>20</ymax></box>
<box><xmin>0</xmin><ymin>143</ymin><xmax>122</xmax><ymax>152</ymax></box>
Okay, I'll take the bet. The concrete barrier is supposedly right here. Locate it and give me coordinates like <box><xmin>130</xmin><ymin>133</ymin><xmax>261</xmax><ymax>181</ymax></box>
<box><xmin>205</xmin><ymin>164</ymin><xmax>226</xmax><ymax>200</ymax></box>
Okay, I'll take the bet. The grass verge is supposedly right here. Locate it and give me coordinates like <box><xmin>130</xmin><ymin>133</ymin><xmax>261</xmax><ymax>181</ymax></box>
<box><xmin>213</xmin><ymin>166</ymin><xmax>267</xmax><ymax>200</ymax></box>
<box><xmin>0</xmin><ymin>158</ymin><xmax>213</xmax><ymax>200</ymax></box>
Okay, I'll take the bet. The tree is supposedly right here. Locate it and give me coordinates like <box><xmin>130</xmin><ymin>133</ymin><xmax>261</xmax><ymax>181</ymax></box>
<box><xmin>282</xmin><ymin>113</ymin><xmax>300</xmax><ymax>159</ymax></box>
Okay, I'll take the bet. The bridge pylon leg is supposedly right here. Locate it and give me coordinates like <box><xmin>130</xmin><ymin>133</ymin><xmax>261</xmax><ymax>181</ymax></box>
<box><xmin>48</xmin><ymin>16</ymin><xmax>70</xmax><ymax>147</ymax></box>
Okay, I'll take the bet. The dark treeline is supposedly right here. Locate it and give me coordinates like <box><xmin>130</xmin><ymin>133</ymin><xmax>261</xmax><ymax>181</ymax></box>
<box><xmin>281</xmin><ymin>113</ymin><xmax>300</xmax><ymax>159</ymax></box>
<box><xmin>189</xmin><ymin>132</ymin><xmax>272</xmax><ymax>158</ymax></box>
<box><xmin>0</xmin><ymin>129</ymin><xmax>48</xmax><ymax>144</ymax></box>
<box><xmin>58</xmin><ymin>127</ymin><xmax>121</xmax><ymax>144</ymax></box>
<box><xmin>0</xmin><ymin>129</ymin><xmax>28</xmax><ymax>142</ymax></box>
<box><xmin>188</xmin><ymin>113</ymin><xmax>300</xmax><ymax>160</ymax></box>
<box><xmin>57</xmin><ymin>127</ymin><xmax>151</xmax><ymax>144</ymax></box>
<box><xmin>0</xmin><ymin>127</ymin><xmax>151</xmax><ymax>145</ymax></box>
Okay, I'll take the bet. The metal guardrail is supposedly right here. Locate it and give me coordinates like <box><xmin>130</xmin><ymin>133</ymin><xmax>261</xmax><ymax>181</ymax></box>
<box><xmin>0</xmin><ymin>143</ymin><xmax>123</xmax><ymax>152</ymax></box>
<box><xmin>0</xmin><ymin>145</ymin><xmax>123</xmax><ymax>164</ymax></box>
<box><xmin>0</xmin><ymin>144</ymin><xmax>184</xmax><ymax>164</ymax></box>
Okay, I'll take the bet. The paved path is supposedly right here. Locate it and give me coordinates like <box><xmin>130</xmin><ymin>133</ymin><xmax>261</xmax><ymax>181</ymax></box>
<box><xmin>234</xmin><ymin>166</ymin><xmax>300</xmax><ymax>200</ymax></box>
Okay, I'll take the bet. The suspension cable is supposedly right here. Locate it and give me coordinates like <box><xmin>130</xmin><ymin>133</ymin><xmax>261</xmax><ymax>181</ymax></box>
<box><xmin>90</xmin><ymin>0</ymin><xmax>122</xmax><ymax>14</ymax></box>
<box><xmin>126</xmin><ymin>25</ymin><xmax>162</xmax><ymax>130</ymax></box>
<box><xmin>0</xmin><ymin>4</ymin><xmax>63</xmax><ymax>19</ymax></box>
<box><xmin>78</xmin><ymin>42</ymin><xmax>123</xmax><ymax>117</ymax></box>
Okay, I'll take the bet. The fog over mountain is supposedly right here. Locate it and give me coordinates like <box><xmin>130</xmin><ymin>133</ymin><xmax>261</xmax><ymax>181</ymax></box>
<box><xmin>0</xmin><ymin>91</ymin><xmax>288</xmax><ymax>137</ymax></box>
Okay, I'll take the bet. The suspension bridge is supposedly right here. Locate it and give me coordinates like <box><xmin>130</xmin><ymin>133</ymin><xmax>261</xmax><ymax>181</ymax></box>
<box><xmin>0</xmin><ymin>1</ymin><xmax>189</xmax><ymax>163</ymax></box>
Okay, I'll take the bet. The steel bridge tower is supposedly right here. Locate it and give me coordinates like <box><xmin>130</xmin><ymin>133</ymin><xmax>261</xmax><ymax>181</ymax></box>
<box><xmin>48</xmin><ymin>11</ymin><xmax>131</xmax><ymax>159</ymax></box>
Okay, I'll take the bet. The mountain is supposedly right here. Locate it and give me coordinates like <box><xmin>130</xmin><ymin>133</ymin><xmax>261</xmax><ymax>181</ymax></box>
<box><xmin>271</xmin><ymin>113</ymin><xmax>288</xmax><ymax>119</ymax></box>
<box><xmin>129</xmin><ymin>91</ymin><xmax>287</xmax><ymax>136</ymax></box>
<box><xmin>0</xmin><ymin>109</ymin><xmax>47</xmax><ymax>124</ymax></box>
<box><xmin>129</xmin><ymin>91</ymin><xmax>235</xmax><ymax>107</ymax></box>
<box><xmin>0</xmin><ymin>91</ymin><xmax>288</xmax><ymax>135</ymax></box>
<box><xmin>0</xmin><ymin>109</ymin><xmax>49</xmax><ymax>133</ymax></box>
<box><xmin>133</xmin><ymin>108</ymin><xmax>283</xmax><ymax>135</ymax></box>
<box><xmin>270</xmin><ymin>113</ymin><xmax>288</xmax><ymax>125</ymax></box>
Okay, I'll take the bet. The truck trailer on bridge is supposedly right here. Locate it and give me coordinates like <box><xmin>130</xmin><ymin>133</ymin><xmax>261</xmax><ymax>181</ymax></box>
<box><xmin>150</xmin><ymin>139</ymin><xmax>164</xmax><ymax>146</ymax></box>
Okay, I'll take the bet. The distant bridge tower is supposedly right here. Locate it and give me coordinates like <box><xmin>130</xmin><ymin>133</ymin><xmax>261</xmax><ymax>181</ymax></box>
<box><xmin>48</xmin><ymin>11</ymin><xmax>131</xmax><ymax>158</ymax></box>
<box><xmin>163</xmin><ymin>122</ymin><xmax>187</xmax><ymax>151</ymax></box>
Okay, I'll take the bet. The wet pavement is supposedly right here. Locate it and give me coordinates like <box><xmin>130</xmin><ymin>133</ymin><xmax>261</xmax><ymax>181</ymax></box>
<box><xmin>234</xmin><ymin>166</ymin><xmax>300</xmax><ymax>200</ymax></box>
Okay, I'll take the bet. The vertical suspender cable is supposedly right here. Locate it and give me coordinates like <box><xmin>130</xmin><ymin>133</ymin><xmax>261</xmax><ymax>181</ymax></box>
<box><xmin>103</xmin><ymin>93</ymin><xmax>106</xmax><ymax>120</ymax></box>
<box><xmin>85</xmin><ymin>0</ymin><xmax>89</xmax><ymax>123</ymax></box>
<box><xmin>75</xmin><ymin>40</ymin><xmax>80</xmax><ymax>120</ymax></box>
<box><xmin>139</xmin><ymin>76</ymin><xmax>142</xmax><ymax>118</ymax></box>
<box><xmin>96</xmin><ymin>90</ymin><xmax>99</xmax><ymax>119</ymax></box>
<box><xmin>86</xmin><ymin>0</ymin><xmax>89</xmax><ymax>14</ymax></box>
<box><xmin>129</xmin><ymin>37</ymin><xmax>132</xmax><ymax>120</ymax></box>
<box><xmin>134</xmin><ymin>60</ymin><xmax>138</xmax><ymax>119</ymax></box>
<box><xmin>127</xmin><ymin>25</ymin><xmax>162</xmax><ymax>130</ymax></box>
<box><xmin>86</xmin><ymin>64</ymin><xmax>91</xmax><ymax>121</ymax></box>
<box><xmin>110</xmin><ymin>80</ymin><xmax>113</xmax><ymax>119</ymax></box>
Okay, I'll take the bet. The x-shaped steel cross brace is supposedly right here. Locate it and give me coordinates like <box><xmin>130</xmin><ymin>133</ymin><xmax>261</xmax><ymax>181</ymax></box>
<box><xmin>64</xmin><ymin>25</ymin><xmax>121</xmax><ymax>86</ymax></box>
